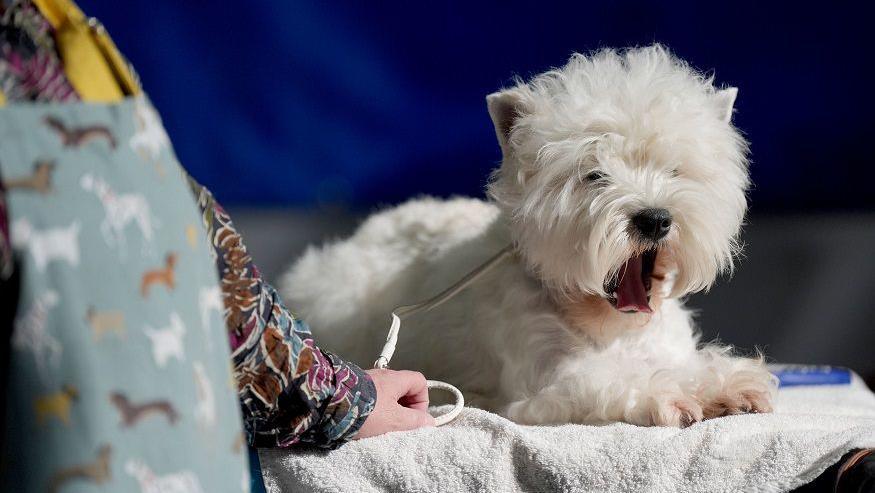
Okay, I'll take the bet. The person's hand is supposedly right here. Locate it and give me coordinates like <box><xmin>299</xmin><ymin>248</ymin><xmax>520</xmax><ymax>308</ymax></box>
<box><xmin>356</xmin><ymin>369</ymin><xmax>435</xmax><ymax>439</ymax></box>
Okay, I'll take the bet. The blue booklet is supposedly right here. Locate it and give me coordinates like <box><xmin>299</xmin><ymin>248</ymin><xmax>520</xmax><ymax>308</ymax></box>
<box><xmin>770</xmin><ymin>365</ymin><xmax>852</xmax><ymax>387</ymax></box>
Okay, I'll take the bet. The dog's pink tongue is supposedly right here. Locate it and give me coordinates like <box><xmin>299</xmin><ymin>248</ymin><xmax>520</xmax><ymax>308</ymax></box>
<box><xmin>616</xmin><ymin>255</ymin><xmax>652</xmax><ymax>313</ymax></box>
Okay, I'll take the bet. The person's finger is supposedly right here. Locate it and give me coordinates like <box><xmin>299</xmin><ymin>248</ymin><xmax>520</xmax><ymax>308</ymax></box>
<box><xmin>391</xmin><ymin>406</ymin><xmax>435</xmax><ymax>432</ymax></box>
<box><xmin>398</xmin><ymin>374</ymin><xmax>429</xmax><ymax>411</ymax></box>
<box><xmin>388</xmin><ymin>370</ymin><xmax>429</xmax><ymax>401</ymax></box>
<box><xmin>397</xmin><ymin>372</ymin><xmax>429</xmax><ymax>411</ymax></box>
<box><xmin>399</xmin><ymin>390</ymin><xmax>429</xmax><ymax>411</ymax></box>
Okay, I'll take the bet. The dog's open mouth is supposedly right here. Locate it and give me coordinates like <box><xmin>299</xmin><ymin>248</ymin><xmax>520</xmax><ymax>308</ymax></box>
<box><xmin>603</xmin><ymin>249</ymin><xmax>657</xmax><ymax>314</ymax></box>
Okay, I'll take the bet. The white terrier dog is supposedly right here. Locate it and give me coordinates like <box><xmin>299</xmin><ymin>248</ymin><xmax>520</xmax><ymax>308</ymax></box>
<box><xmin>282</xmin><ymin>45</ymin><xmax>776</xmax><ymax>427</ymax></box>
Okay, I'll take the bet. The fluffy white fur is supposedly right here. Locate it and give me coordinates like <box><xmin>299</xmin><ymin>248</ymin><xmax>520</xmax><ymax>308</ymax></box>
<box><xmin>281</xmin><ymin>45</ymin><xmax>776</xmax><ymax>427</ymax></box>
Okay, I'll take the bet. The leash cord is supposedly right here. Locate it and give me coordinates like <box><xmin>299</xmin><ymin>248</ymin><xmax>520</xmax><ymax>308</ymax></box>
<box><xmin>373</xmin><ymin>244</ymin><xmax>514</xmax><ymax>426</ymax></box>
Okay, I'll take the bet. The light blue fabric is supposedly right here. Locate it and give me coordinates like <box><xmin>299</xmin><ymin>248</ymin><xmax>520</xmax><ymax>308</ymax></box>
<box><xmin>0</xmin><ymin>96</ymin><xmax>249</xmax><ymax>492</ymax></box>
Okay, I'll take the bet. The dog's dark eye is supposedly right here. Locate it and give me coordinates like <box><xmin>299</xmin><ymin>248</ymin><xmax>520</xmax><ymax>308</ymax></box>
<box><xmin>586</xmin><ymin>171</ymin><xmax>606</xmax><ymax>182</ymax></box>
<box><xmin>668</xmin><ymin>168</ymin><xmax>680</xmax><ymax>177</ymax></box>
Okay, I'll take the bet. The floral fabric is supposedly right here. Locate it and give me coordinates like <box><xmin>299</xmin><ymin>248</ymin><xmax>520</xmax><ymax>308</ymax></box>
<box><xmin>188</xmin><ymin>179</ymin><xmax>376</xmax><ymax>448</ymax></box>
<box><xmin>0</xmin><ymin>0</ymin><xmax>78</xmax><ymax>102</ymax></box>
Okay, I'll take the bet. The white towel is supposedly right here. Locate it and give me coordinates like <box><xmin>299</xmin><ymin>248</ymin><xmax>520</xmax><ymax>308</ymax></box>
<box><xmin>259</xmin><ymin>374</ymin><xmax>875</xmax><ymax>493</ymax></box>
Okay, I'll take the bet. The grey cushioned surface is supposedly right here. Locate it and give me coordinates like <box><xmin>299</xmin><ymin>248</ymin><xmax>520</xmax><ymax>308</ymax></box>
<box><xmin>229</xmin><ymin>208</ymin><xmax>875</xmax><ymax>381</ymax></box>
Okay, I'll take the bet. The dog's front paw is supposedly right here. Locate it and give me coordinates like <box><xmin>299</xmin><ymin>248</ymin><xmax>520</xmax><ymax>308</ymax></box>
<box><xmin>701</xmin><ymin>366</ymin><xmax>776</xmax><ymax>419</ymax></box>
<box><xmin>645</xmin><ymin>392</ymin><xmax>703</xmax><ymax>428</ymax></box>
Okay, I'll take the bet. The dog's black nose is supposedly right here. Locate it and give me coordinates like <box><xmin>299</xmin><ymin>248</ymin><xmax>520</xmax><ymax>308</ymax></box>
<box><xmin>632</xmin><ymin>208</ymin><xmax>672</xmax><ymax>241</ymax></box>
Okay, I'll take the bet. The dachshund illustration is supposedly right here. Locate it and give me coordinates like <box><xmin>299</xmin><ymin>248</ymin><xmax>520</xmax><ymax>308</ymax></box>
<box><xmin>140</xmin><ymin>253</ymin><xmax>177</xmax><ymax>298</ymax></box>
<box><xmin>47</xmin><ymin>444</ymin><xmax>112</xmax><ymax>493</ymax></box>
<box><xmin>2</xmin><ymin>160</ymin><xmax>55</xmax><ymax>193</ymax></box>
<box><xmin>44</xmin><ymin>115</ymin><xmax>117</xmax><ymax>150</ymax></box>
<box><xmin>109</xmin><ymin>392</ymin><xmax>179</xmax><ymax>427</ymax></box>
<box><xmin>85</xmin><ymin>306</ymin><xmax>126</xmax><ymax>341</ymax></box>
<box><xmin>34</xmin><ymin>384</ymin><xmax>79</xmax><ymax>426</ymax></box>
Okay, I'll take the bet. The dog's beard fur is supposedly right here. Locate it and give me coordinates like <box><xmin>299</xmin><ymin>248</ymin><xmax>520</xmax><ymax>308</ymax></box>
<box><xmin>487</xmin><ymin>45</ymin><xmax>749</xmax><ymax>303</ymax></box>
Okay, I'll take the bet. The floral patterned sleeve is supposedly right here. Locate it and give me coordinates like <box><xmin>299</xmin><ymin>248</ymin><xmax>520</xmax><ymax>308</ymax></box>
<box><xmin>186</xmin><ymin>176</ymin><xmax>376</xmax><ymax>448</ymax></box>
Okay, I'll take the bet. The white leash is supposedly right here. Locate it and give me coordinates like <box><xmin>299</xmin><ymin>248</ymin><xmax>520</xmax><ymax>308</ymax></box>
<box><xmin>373</xmin><ymin>244</ymin><xmax>514</xmax><ymax>426</ymax></box>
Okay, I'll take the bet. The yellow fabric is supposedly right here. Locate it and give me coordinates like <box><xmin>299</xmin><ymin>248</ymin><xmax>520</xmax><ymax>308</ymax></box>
<box><xmin>91</xmin><ymin>24</ymin><xmax>140</xmax><ymax>96</ymax></box>
<box><xmin>0</xmin><ymin>91</ymin><xmax>6</xmax><ymax>106</ymax></box>
<box><xmin>32</xmin><ymin>0</ymin><xmax>140</xmax><ymax>102</ymax></box>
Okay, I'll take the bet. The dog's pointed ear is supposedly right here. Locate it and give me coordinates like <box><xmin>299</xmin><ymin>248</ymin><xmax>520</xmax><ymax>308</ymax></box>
<box><xmin>487</xmin><ymin>88</ymin><xmax>526</xmax><ymax>153</ymax></box>
<box><xmin>714</xmin><ymin>87</ymin><xmax>738</xmax><ymax>123</ymax></box>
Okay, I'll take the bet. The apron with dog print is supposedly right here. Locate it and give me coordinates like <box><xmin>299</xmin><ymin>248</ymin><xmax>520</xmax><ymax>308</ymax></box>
<box><xmin>0</xmin><ymin>95</ymin><xmax>250</xmax><ymax>492</ymax></box>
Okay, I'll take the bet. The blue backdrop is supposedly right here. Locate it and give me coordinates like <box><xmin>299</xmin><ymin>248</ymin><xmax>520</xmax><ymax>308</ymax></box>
<box><xmin>78</xmin><ymin>1</ymin><xmax>874</xmax><ymax>211</ymax></box>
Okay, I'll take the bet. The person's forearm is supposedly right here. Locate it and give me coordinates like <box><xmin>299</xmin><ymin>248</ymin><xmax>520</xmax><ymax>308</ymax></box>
<box><xmin>186</xmin><ymin>176</ymin><xmax>376</xmax><ymax>447</ymax></box>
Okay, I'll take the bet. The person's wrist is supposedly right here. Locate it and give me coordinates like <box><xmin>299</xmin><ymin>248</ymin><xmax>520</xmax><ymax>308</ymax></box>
<box><xmin>316</xmin><ymin>351</ymin><xmax>378</xmax><ymax>444</ymax></box>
